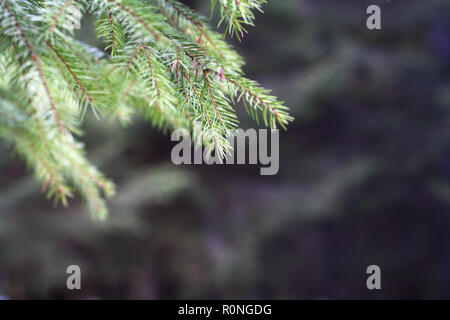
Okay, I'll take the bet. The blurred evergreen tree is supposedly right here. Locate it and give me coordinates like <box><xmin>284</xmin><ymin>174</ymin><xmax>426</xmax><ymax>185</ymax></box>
<box><xmin>0</xmin><ymin>0</ymin><xmax>450</xmax><ymax>299</ymax></box>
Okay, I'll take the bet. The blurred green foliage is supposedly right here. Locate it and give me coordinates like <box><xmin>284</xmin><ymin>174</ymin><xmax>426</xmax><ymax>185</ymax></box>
<box><xmin>0</xmin><ymin>0</ymin><xmax>450</xmax><ymax>299</ymax></box>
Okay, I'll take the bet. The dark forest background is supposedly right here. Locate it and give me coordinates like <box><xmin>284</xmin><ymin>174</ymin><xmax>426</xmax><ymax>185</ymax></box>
<box><xmin>1</xmin><ymin>0</ymin><xmax>450</xmax><ymax>299</ymax></box>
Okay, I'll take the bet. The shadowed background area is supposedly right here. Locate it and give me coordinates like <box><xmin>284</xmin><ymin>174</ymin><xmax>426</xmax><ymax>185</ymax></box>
<box><xmin>1</xmin><ymin>0</ymin><xmax>450</xmax><ymax>299</ymax></box>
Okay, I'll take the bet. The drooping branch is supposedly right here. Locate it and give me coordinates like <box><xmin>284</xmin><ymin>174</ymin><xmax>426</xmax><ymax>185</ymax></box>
<box><xmin>0</xmin><ymin>0</ymin><xmax>292</xmax><ymax>218</ymax></box>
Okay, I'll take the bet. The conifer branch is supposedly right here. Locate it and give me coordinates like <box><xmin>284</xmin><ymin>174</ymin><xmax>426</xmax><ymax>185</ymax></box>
<box><xmin>2</xmin><ymin>0</ymin><xmax>66</xmax><ymax>134</ymax></box>
<box><xmin>48</xmin><ymin>0</ymin><xmax>75</xmax><ymax>33</ymax></box>
<box><xmin>0</xmin><ymin>0</ymin><xmax>292</xmax><ymax>218</ymax></box>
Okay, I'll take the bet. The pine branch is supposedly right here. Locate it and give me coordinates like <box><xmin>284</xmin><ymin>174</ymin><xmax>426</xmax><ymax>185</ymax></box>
<box><xmin>0</xmin><ymin>0</ymin><xmax>293</xmax><ymax>218</ymax></box>
<box><xmin>2</xmin><ymin>0</ymin><xmax>66</xmax><ymax>134</ymax></box>
<box><xmin>210</xmin><ymin>0</ymin><xmax>267</xmax><ymax>39</ymax></box>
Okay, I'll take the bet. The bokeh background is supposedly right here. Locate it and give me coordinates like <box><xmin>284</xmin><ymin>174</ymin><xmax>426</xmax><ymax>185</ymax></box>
<box><xmin>1</xmin><ymin>0</ymin><xmax>450</xmax><ymax>299</ymax></box>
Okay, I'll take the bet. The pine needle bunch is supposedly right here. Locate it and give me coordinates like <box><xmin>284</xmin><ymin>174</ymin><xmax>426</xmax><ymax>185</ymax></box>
<box><xmin>0</xmin><ymin>0</ymin><xmax>293</xmax><ymax>219</ymax></box>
